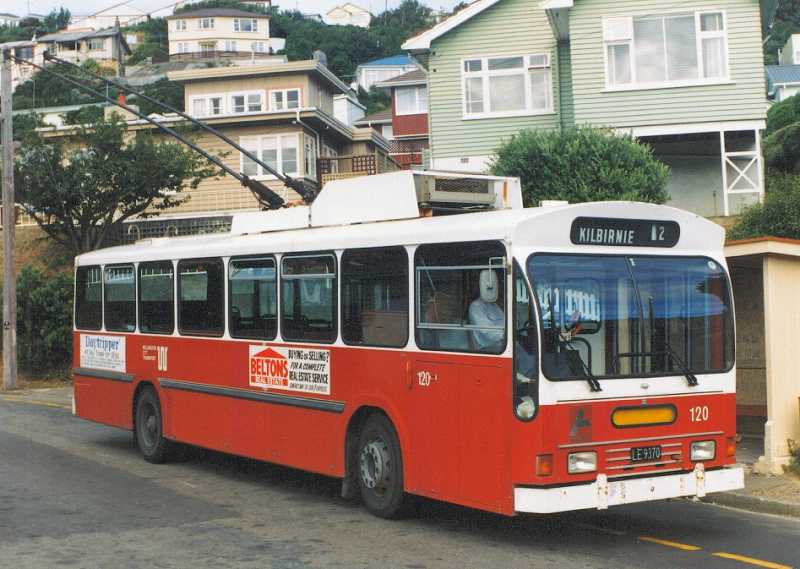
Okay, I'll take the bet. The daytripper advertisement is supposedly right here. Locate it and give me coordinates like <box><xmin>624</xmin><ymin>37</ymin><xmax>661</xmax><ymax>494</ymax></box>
<box><xmin>80</xmin><ymin>334</ymin><xmax>126</xmax><ymax>373</ymax></box>
<box><xmin>249</xmin><ymin>346</ymin><xmax>331</xmax><ymax>395</ymax></box>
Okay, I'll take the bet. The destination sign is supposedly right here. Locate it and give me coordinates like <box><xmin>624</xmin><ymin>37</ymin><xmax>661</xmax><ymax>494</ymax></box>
<box><xmin>570</xmin><ymin>217</ymin><xmax>680</xmax><ymax>248</ymax></box>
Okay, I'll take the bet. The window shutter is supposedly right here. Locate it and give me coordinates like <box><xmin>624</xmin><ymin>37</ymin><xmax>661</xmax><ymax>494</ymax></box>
<box><xmin>603</xmin><ymin>17</ymin><xmax>632</xmax><ymax>42</ymax></box>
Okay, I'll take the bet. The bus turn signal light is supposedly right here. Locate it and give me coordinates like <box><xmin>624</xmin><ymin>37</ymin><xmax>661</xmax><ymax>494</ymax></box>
<box><xmin>726</xmin><ymin>438</ymin><xmax>737</xmax><ymax>458</ymax></box>
<box><xmin>536</xmin><ymin>454</ymin><xmax>553</xmax><ymax>477</ymax></box>
<box><xmin>611</xmin><ymin>405</ymin><xmax>676</xmax><ymax>428</ymax></box>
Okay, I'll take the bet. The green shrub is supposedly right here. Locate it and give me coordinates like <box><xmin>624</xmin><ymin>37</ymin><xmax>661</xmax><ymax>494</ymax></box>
<box><xmin>788</xmin><ymin>440</ymin><xmax>800</xmax><ymax>476</ymax></box>
<box><xmin>765</xmin><ymin>94</ymin><xmax>800</xmax><ymax>137</ymax></box>
<box><xmin>15</xmin><ymin>266</ymin><xmax>73</xmax><ymax>376</ymax></box>
<box><xmin>490</xmin><ymin>127</ymin><xmax>670</xmax><ymax>207</ymax></box>
<box><xmin>729</xmin><ymin>174</ymin><xmax>800</xmax><ymax>240</ymax></box>
<box><xmin>764</xmin><ymin>122</ymin><xmax>800</xmax><ymax>174</ymax></box>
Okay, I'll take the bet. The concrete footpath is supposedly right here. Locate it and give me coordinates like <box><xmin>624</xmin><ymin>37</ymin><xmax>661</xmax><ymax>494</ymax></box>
<box><xmin>3</xmin><ymin>384</ymin><xmax>800</xmax><ymax>519</ymax></box>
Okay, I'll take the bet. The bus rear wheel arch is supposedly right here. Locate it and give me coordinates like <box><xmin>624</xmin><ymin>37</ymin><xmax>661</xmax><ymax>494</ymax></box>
<box><xmin>133</xmin><ymin>384</ymin><xmax>175</xmax><ymax>464</ymax></box>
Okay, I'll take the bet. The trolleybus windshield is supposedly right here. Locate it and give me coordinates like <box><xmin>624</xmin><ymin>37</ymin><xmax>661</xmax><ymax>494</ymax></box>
<box><xmin>528</xmin><ymin>255</ymin><xmax>734</xmax><ymax>381</ymax></box>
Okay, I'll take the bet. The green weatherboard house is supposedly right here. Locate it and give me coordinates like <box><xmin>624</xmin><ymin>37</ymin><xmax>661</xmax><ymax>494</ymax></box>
<box><xmin>403</xmin><ymin>0</ymin><xmax>779</xmax><ymax>218</ymax></box>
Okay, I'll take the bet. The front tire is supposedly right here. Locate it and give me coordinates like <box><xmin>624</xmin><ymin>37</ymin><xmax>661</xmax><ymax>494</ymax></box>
<box><xmin>134</xmin><ymin>386</ymin><xmax>174</xmax><ymax>464</ymax></box>
<box><xmin>357</xmin><ymin>414</ymin><xmax>409</xmax><ymax>519</ymax></box>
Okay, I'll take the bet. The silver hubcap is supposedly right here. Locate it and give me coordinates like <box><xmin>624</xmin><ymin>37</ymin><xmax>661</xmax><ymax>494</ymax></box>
<box><xmin>360</xmin><ymin>438</ymin><xmax>391</xmax><ymax>495</ymax></box>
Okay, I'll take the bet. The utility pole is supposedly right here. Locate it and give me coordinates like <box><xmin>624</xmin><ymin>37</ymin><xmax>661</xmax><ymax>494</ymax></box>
<box><xmin>1</xmin><ymin>48</ymin><xmax>17</xmax><ymax>391</ymax></box>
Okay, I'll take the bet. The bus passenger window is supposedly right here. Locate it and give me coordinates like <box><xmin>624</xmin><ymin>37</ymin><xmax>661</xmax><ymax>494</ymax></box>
<box><xmin>139</xmin><ymin>261</ymin><xmax>174</xmax><ymax>335</ymax></box>
<box><xmin>229</xmin><ymin>258</ymin><xmax>277</xmax><ymax>340</ymax></box>
<box><xmin>281</xmin><ymin>254</ymin><xmax>336</xmax><ymax>343</ymax></box>
<box><xmin>342</xmin><ymin>247</ymin><xmax>408</xmax><ymax>348</ymax></box>
<box><xmin>75</xmin><ymin>266</ymin><xmax>102</xmax><ymax>330</ymax></box>
<box><xmin>104</xmin><ymin>265</ymin><xmax>136</xmax><ymax>332</ymax></box>
<box><xmin>415</xmin><ymin>241</ymin><xmax>506</xmax><ymax>354</ymax></box>
<box><xmin>178</xmin><ymin>259</ymin><xmax>224</xmax><ymax>336</ymax></box>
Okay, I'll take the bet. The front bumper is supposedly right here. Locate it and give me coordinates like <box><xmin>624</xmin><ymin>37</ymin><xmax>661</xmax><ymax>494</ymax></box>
<box><xmin>514</xmin><ymin>464</ymin><xmax>743</xmax><ymax>513</ymax></box>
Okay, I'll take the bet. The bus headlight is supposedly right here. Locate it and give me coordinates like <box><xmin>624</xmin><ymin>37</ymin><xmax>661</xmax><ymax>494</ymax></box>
<box><xmin>515</xmin><ymin>396</ymin><xmax>536</xmax><ymax>420</ymax></box>
<box><xmin>568</xmin><ymin>451</ymin><xmax>597</xmax><ymax>474</ymax></box>
<box><xmin>691</xmin><ymin>440</ymin><xmax>716</xmax><ymax>461</ymax></box>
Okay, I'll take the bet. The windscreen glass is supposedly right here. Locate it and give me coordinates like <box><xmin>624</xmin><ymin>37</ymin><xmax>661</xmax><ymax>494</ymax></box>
<box><xmin>528</xmin><ymin>255</ymin><xmax>733</xmax><ymax>380</ymax></box>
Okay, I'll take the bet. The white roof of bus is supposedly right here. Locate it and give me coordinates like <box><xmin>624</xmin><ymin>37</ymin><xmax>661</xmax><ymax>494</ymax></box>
<box><xmin>76</xmin><ymin>202</ymin><xmax>724</xmax><ymax>266</ymax></box>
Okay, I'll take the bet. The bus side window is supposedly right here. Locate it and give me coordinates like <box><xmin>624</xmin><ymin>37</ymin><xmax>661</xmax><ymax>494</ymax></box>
<box><xmin>139</xmin><ymin>261</ymin><xmax>174</xmax><ymax>335</ymax></box>
<box><xmin>104</xmin><ymin>264</ymin><xmax>136</xmax><ymax>332</ymax></box>
<box><xmin>178</xmin><ymin>258</ymin><xmax>225</xmax><ymax>337</ymax></box>
<box><xmin>342</xmin><ymin>246</ymin><xmax>408</xmax><ymax>348</ymax></box>
<box><xmin>229</xmin><ymin>257</ymin><xmax>277</xmax><ymax>340</ymax></box>
<box><xmin>281</xmin><ymin>253</ymin><xmax>337</xmax><ymax>343</ymax></box>
<box><xmin>75</xmin><ymin>265</ymin><xmax>102</xmax><ymax>331</ymax></box>
<box><xmin>415</xmin><ymin>241</ymin><xmax>506</xmax><ymax>354</ymax></box>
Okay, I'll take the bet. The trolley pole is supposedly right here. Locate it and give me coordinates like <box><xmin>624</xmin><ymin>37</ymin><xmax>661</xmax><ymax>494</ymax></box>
<box><xmin>1</xmin><ymin>48</ymin><xmax>17</xmax><ymax>391</ymax></box>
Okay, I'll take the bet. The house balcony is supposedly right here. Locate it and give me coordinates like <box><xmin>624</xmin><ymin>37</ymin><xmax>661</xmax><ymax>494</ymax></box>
<box><xmin>317</xmin><ymin>153</ymin><xmax>400</xmax><ymax>186</ymax></box>
<box><xmin>169</xmin><ymin>49</ymin><xmax>280</xmax><ymax>62</ymax></box>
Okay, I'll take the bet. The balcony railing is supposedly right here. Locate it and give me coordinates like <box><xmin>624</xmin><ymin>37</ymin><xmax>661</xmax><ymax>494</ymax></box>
<box><xmin>317</xmin><ymin>153</ymin><xmax>400</xmax><ymax>186</ymax></box>
<box><xmin>170</xmin><ymin>50</ymin><xmax>276</xmax><ymax>61</ymax></box>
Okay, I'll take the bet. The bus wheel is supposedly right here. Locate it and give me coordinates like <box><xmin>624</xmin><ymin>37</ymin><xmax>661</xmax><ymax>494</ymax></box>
<box><xmin>357</xmin><ymin>414</ymin><xmax>408</xmax><ymax>519</ymax></box>
<box><xmin>134</xmin><ymin>387</ymin><xmax>174</xmax><ymax>464</ymax></box>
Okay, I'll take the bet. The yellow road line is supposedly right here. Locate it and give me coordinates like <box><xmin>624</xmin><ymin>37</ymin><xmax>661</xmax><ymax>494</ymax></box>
<box><xmin>638</xmin><ymin>536</ymin><xmax>702</xmax><ymax>551</ymax></box>
<box><xmin>712</xmin><ymin>552</ymin><xmax>793</xmax><ymax>569</ymax></box>
<box><xmin>0</xmin><ymin>396</ymin><xmax>71</xmax><ymax>410</ymax></box>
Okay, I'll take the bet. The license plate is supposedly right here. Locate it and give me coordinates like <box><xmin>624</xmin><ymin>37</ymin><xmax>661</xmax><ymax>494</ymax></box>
<box><xmin>630</xmin><ymin>445</ymin><xmax>662</xmax><ymax>462</ymax></box>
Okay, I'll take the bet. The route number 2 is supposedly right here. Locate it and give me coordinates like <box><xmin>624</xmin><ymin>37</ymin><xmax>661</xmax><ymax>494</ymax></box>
<box><xmin>689</xmin><ymin>405</ymin><xmax>709</xmax><ymax>422</ymax></box>
<box><xmin>417</xmin><ymin>371</ymin><xmax>435</xmax><ymax>387</ymax></box>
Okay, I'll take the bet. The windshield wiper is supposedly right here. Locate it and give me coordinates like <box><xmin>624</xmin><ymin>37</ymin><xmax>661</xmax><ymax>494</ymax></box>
<box><xmin>612</xmin><ymin>350</ymin><xmax>698</xmax><ymax>387</ymax></box>
<box><xmin>562</xmin><ymin>338</ymin><xmax>602</xmax><ymax>392</ymax></box>
<box><xmin>645</xmin><ymin>297</ymin><xmax>697</xmax><ymax>387</ymax></box>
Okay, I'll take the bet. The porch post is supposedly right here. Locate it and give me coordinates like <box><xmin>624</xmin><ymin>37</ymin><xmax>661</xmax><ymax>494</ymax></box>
<box><xmin>719</xmin><ymin>130</ymin><xmax>729</xmax><ymax>217</ymax></box>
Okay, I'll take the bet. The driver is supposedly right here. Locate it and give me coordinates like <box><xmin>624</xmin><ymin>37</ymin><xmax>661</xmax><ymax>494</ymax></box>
<box><xmin>468</xmin><ymin>269</ymin><xmax>504</xmax><ymax>352</ymax></box>
<box><xmin>560</xmin><ymin>309</ymin><xmax>583</xmax><ymax>341</ymax></box>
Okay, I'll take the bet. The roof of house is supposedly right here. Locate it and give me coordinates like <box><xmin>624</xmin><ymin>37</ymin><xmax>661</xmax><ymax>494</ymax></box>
<box><xmin>39</xmin><ymin>28</ymin><xmax>128</xmax><ymax>42</ymax></box>
<box><xmin>0</xmin><ymin>13</ymin><xmax>20</xmax><ymax>18</ymax></box>
<box><xmin>167</xmin><ymin>8</ymin><xmax>269</xmax><ymax>20</ymax></box>
<box><xmin>353</xmin><ymin>108</ymin><xmax>392</xmax><ymax>125</ymax></box>
<box><xmin>375</xmin><ymin>68</ymin><xmax>426</xmax><ymax>88</ymax></box>
<box><xmin>766</xmin><ymin>64</ymin><xmax>800</xmax><ymax>97</ymax></box>
<box><xmin>358</xmin><ymin>54</ymin><xmax>413</xmax><ymax>68</ymax></box>
<box><xmin>405</xmin><ymin>0</ymin><xmax>780</xmax><ymax>50</ymax></box>
<box><xmin>167</xmin><ymin>59</ymin><xmax>351</xmax><ymax>94</ymax></box>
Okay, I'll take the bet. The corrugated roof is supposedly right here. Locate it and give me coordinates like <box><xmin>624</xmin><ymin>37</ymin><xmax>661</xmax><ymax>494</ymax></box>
<box><xmin>0</xmin><ymin>13</ymin><xmax>20</xmax><ymax>18</ymax></box>
<box><xmin>766</xmin><ymin>65</ymin><xmax>800</xmax><ymax>85</ymax></box>
<box><xmin>359</xmin><ymin>54</ymin><xmax>413</xmax><ymax>67</ymax></box>
<box><xmin>167</xmin><ymin>8</ymin><xmax>269</xmax><ymax>19</ymax></box>
<box><xmin>39</xmin><ymin>31</ymin><xmax>90</xmax><ymax>43</ymax></box>
<box><xmin>375</xmin><ymin>67</ymin><xmax>426</xmax><ymax>87</ymax></box>
<box><xmin>354</xmin><ymin>108</ymin><xmax>392</xmax><ymax>124</ymax></box>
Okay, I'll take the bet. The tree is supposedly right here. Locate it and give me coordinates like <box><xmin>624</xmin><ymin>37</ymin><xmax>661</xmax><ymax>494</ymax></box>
<box><xmin>135</xmin><ymin>78</ymin><xmax>185</xmax><ymax>115</ymax></box>
<box><xmin>14</xmin><ymin>118</ymin><xmax>219</xmax><ymax>256</ymax></box>
<box><xmin>764</xmin><ymin>0</ymin><xmax>800</xmax><ymax>64</ymax></box>
<box><xmin>490</xmin><ymin>127</ymin><xmax>670</xmax><ymax>206</ymax></box>
<box><xmin>13</xmin><ymin>61</ymin><xmax>116</xmax><ymax>111</ymax></box>
<box><xmin>369</xmin><ymin>0</ymin><xmax>434</xmax><ymax>56</ymax></box>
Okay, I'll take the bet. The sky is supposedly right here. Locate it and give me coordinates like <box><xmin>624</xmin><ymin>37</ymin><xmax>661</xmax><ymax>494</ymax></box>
<box><xmin>6</xmin><ymin>0</ymin><xmax>462</xmax><ymax>18</ymax></box>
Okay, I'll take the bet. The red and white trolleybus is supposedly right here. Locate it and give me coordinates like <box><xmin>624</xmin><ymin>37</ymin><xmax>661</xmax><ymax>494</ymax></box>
<box><xmin>72</xmin><ymin>171</ymin><xmax>743</xmax><ymax>518</ymax></box>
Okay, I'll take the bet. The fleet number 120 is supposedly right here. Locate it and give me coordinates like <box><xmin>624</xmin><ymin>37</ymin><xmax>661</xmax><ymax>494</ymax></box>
<box><xmin>689</xmin><ymin>405</ymin><xmax>709</xmax><ymax>422</ymax></box>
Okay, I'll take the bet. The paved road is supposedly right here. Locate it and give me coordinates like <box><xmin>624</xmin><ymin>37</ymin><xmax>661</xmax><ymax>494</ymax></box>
<box><xmin>0</xmin><ymin>396</ymin><xmax>798</xmax><ymax>569</ymax></box>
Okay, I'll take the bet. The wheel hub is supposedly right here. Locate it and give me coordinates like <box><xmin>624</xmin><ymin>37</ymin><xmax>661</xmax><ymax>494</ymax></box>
<box><xmin>360</xmin><ymin>438</ymin><xmax>391</xmax><ymax>494</ymax></box>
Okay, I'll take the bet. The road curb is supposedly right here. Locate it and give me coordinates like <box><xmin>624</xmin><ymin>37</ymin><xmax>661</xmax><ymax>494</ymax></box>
<box><xmin>703</xmin><ymin>491</ymin><xmax>800</xmax><ymax>518</ymax></box>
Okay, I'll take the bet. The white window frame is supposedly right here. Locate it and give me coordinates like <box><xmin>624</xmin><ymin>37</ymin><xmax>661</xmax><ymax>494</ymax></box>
<box><xmin>230</xmin><ymin>90</ymin><xmax>265</xmax><ymax>114</ymax></box>
<box><xmin>251</xmin><ymin>41</ymin><xmax>267</xmax><ymax>53</ymax></box>
<box><xmin>176</xmin><ymin>42</ymin><xmax>191</xmax><ymax>54</ymax></box>
<box><xmin>174</xmin><ymin>19</ymin><xmax>187</xmax><ymax>31</ymax></box>
<box><xmin>460</xmin><ymin>53</ymin><xmax>554</xmax><ymax>120</ymax></box>
<box><xmin>395</xmin><ymin>86</ymin><xmax>428</xmax><ymax>116</ymax></box>
<box><xmin>188</xmin><ymin>93</ymin><xmax>226</xmax><ymax>117</ymax></box>
<box><xmin>269</xmin><ymin>88</ymin><xmax>302</xmax><ymax>111</ymax></box>
<box><xmin>224</xmin><ymin>40</ymin><xmax>238</xmax><ymax>52</ymax></box>
<box><xmin>87</xmin><ymin>38</ymin><xmax>105</xmax><ymax>51</ymax></box>
<box><xmin>240</xmin><ymin>134</ymin><xmax>300</xmax><ymax>179</ymax></box>
<box><xmin>234</xmin><ymin>18</ymin><xmax>259</xmax><ymax>32</ymax></box>
<box><xmin>198</xmin><ymin>17</ymin><xmax>215</xmax><ymax>29</ymax></box>
<box><xmin>602</xmin><ymin>10</ymin><xmax>731</xmax><ymax>91</ymax></box>
<box><xmin>199</xmin><ymin>41</ymin><xmax>217</xmax><ymax>55</ymax></box>
<box><xmin>304</xmin><ymin>134</ymin><xmax>317</xmax><ymax>181</ymax></box>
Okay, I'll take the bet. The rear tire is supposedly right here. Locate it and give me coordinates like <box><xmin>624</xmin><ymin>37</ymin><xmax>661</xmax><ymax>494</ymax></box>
<box><xmin>357</xmin><ymin>414</ymin><xmax>410</xmax><ymax>519</ymax></box>
<box><xmin>134</xmin><ymin>387</ymin><xmax>174</xmax><ymax>464</ymax></box>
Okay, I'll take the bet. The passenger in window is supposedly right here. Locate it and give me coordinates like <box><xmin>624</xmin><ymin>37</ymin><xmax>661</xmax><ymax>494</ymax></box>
<box><xmin>468</xmin><ymin>269</ymin><xmax>505</xmax><ymax>352</ymax></box>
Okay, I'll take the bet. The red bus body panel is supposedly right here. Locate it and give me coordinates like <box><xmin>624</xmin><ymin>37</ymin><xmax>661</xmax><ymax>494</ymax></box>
<box><xmin>73</xmin><ymin>331</ymin><xmax>736</xmax><ymax>517</ymax></box>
